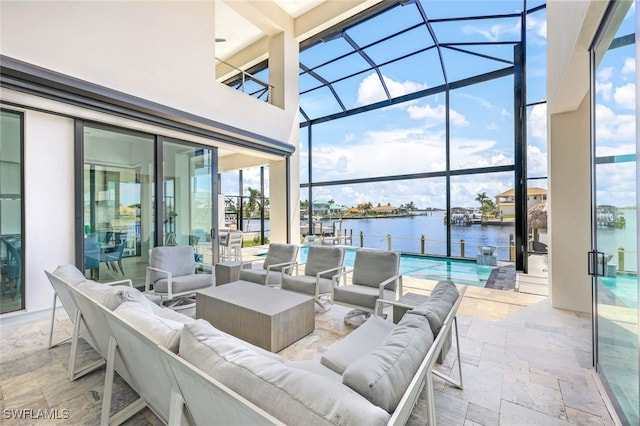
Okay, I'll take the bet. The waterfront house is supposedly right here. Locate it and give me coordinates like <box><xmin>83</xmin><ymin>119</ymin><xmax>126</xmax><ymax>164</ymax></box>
<box><xmin>370</xmin><ymin>205</ymin><xmax>398</xmax><ymax>215</ymax></box>
<box><xmin>495</xmin><ymin>187</ymin><xmax>548</xmax><ymax>217</ymax></box>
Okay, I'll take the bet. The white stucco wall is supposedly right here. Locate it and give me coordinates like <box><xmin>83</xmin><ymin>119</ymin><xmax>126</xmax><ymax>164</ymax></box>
<box><xmin>546</xmin><ymin>0</ymin><xmax>609</xmax><ymax>313</ymax></box>
<box><xmin>547</xmin><ymin>0</ymin><xmax>609</xmax><ymax>114</ymax></box>
<box><xmin>548</xmin><ymin>96</ymin><xmax>592</xmax><ymax>313</ymax></box>
<box><xmin>24</xmin><ymin>110</ymin><xmax>75</xmax><ymax>312</ymax></box>
<box><xmin>0</xmin><ymin>1</ymin><xmax>297</xmax><ymax>145</ymax></box>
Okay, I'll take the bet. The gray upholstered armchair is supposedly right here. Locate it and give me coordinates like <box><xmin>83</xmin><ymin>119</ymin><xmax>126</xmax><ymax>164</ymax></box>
<box><xmin>331</xmin><ymin>248</ymin><xmax>402</xmax><ymax>321</ymax></box>
<box><xmin>281</xmin><ymin>245</ymin><xmax>345</xmax><ymax>309</ymax></box>
<box><xmin>145</xmin><ymin>245</ymin><xmax>213</xmax><ymax>309</ymax></box>
<box><xmin>238</xmin><ymin>243</ymin><xmax>299</xmax><ymax>287</ymax></box>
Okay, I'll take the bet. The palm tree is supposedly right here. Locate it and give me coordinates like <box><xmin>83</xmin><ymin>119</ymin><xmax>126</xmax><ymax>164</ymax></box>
<box><xmin>243</xmin><ymin>187</ymin><xmax>261</xmax><ymax>231</ymax></box>
<box><xmin>475</xmin><ymin>192</ymin><xmax>491</xmax><ymax>217</ymax></box>
<box><xmin>475</xmin><ymin>192</ymin><xmax>489</xmax><ymax>206</ymax></box>
<box><xmin>225</xmin><ymin>197</ymin><xmax>236</xmax><ymax>212</ymax></box>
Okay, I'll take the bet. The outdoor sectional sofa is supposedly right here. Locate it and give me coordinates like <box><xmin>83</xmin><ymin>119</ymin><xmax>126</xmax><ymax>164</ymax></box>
<box><xmin>46</xmin><ymin>265</ymin><xmax>464</xmax><ymax>426</ymax></box>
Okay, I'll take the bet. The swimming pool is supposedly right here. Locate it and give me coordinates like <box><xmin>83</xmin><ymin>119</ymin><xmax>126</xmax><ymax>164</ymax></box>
<box><xmin>298</xmin><ymin>247</ymin><xmax>494</xmax><ymax>286</ymax></box>
<box><xmin>600</xmin><ymin>274</ymin><xmax>639</xmax><ymax>308</ymax></box>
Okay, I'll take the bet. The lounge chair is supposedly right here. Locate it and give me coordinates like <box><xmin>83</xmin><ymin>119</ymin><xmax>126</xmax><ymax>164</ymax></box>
<box><xmin>331</xmin><ymin>248</ymin><xmax>402</xmax><ymax>322</ymax></box>
<box><xmin>281</xmin><ymin>245</ymin><xmax>345</xmax><ymax>309</ymax></box>
<box><xmin>238</xmin><ymin>243</ymin><xmax>298</xmax><ymax>287</ymax></box>
<box><xmin>145</xmin><ymin>245</ymin><xmax>213</xmax><ymax>309</ymax></box>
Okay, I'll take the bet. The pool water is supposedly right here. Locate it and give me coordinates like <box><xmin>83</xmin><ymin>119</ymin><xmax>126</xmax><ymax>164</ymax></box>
<box><xmin>600</xmin><ymin>274</ymin><xmax>639</xmax><ymax>308</ymax></box>
<box><xmin>298</xmin><ymin>247</ymin><xmax>493</xmax><ymax>286</ymax></box>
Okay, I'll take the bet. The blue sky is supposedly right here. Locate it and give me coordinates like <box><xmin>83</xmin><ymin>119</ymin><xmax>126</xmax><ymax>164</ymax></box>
<box><xmin>222</xmin><ymin>1</ymin><xmax>635</xmax><ymax>210</ymax></box>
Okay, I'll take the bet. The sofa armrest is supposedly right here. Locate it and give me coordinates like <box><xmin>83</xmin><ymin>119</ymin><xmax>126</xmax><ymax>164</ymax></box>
<box><xmin>374</xmin><ymin>298</ymin><xmax>416</xmax><ymax>316</ymax></box>
<box><xmin>145</xmin><ymin>266</ymin><xmax>172</xmax><ymax>293</ymax></box>
<box><xmin>314</xmin><ymin>265</ymin><xmax>345</xmax><ymax>280</ymax></box>
<box><xmin>376</xmin><ymin>274</ymin><xmax>402</xmax><ymax>314</ymax></box>
<box><xmin>331</xmin><ymin>267</ymin><xmax>353</xmax><ymax>287</ymax></box>
<box><xmin>266</xmin><ymin>261</ymin><xmax>297</xmax><ymax>275</ymax></box>
<box><xmin>105</xmin><ymin>279</ymin><xmax>133</xmax><ymax>287</ymax></box>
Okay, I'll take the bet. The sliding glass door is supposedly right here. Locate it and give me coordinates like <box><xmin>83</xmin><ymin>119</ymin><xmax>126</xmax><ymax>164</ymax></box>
<box><xmin>81</xmin><ymin>125</ymin><xmax>218</xmax><ymax>286</ymax></box>
<box><xmin>161</xmin><ymin>139</ymin><xmax>216</xmax><ymax>264</ymax></box>
<box><xmin>0</xmin><ymin>110</ymin><xmax>24</xmax><ymax>314</ymax></box>
<box><xmin>83</xmin><ymin>125</ymin><xmax>155</xmax><ymax>284</ymax></box>
<box><xmin>591</xmin><ymin>3</ymin><xmax>638</xmax><ymax>424</ymax></box>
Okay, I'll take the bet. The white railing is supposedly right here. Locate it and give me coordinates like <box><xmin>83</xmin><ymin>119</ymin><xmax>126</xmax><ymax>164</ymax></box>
<box><xmin>216</xmin><ymin>58</ymin><xmax>273</xmax><ymax>104</ymax></box>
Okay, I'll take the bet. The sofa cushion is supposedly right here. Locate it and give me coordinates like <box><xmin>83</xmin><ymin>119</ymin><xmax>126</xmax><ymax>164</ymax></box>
<box><xmin>352</xmin><ymin>250</ymin><xmax>399</xmax><ymax>290</ymax></box>
<box><xmin>180</xmin><ymin>321</ymin><xmax>390</xmax><ymax>426</ymax></box>
<box><xmin>286</xmin><ymin>360</ymin><xmax>343</xmax><ymax>382</ymax></box>
<box><xmin>262</xmin><ymin>243</ymin><xmax>298</xmax><ymax>272</ymax></box>
<box><xmin>332</xmin><ymin>285</ymin><xmax>396</xmax><ymax>312</ymax></box>
<box><xmin>76</xmin><ymin>280</ymin><xmax>128</xmax><ymax>310</ymax></box>
<box><xmin>406</xmin><ymin>280</ymin><xmax>459</xmax><ymax>335</ymax></box>
<box><xmin>150</xmin><ymin>246</ymin><xmax>196</xmax><ymax>283</ymax></box>
<box><xmin>342</xmin><ymin>314</ymin><xmax>434</xmax><ymax>413</ymax></box>
<box><xmin>281</xmin><ymin>275</ymin><xmax>332</xmax><ymax>296</ymax></box>
<box><xmin>153</xmin><ymin>273</ymin><xmax>212</xmax><ymax>294</ymax></box>
<box><xmin>53</xmin><ymin>264</ymin><xmax>87</xmax><ymax>286</ymax></box>
<box><xmin>149</xmin><ymin>300</ymin><xmax>194</xmax><ymax>323</ymax></box>
<box><xmin>238</xmin><ymin>268</ymin><xmax>269</xmax><ymax>285</ymax></box>
<box><xmin>114</xmin><ymin>301</ymin><xmax>189</xmax><ymax>353</ymax></box>
<box><xmin>304</xmin><ymin>246</ymin><xmax>344</xmax><ymax>279</ymax></box>
<box><xmin>320</xmin><ymin>315</ymin><xmax>396</xmax><ymax>375</ymax></box>
<box><xmin>181</xmin><ymin>319</ymin><xmax>283</xmax><ymax>363</ymax></box>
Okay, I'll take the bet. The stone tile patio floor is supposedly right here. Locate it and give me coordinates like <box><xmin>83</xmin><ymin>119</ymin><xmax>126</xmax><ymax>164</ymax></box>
<box><xmin>0</xmin><ymin>274</ymin><xmax>615</xmax><ymax>425</ymax></box>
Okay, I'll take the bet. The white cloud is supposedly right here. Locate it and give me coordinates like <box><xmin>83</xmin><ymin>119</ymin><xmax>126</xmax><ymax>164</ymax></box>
<box><xmin>344</xmin><ymin>132</ymin><xmax>355</xmax><ymax>142</ymax></box>
<box><xmin>357</xmin><ymin>73</ymin><xmax>428</xmax><ymax>106</ymax></box>
<box><xmin>595</xmin><ymin>66</ymin><xmax>614</xmax><ymax>101</ymax></box>
<box><xmin>527</xmin><ymin>144</ymin><xmax>547</xmax><ymax>177</ymax></box>
<box><xmin>460</xmin><ymin>93</ymin><xmax>493</xmax><ymax>109</ymax></box>
<box><xmin>407</xmin><ymin>104</ymin><xmax>469</xmax><ymax>127</ymax></box>
<box><xmin>621</xmin><ymin>57</ymin><xmax>635</xmax><ymax>74</ymax></box>
<box><xmin>462</xmin><ymin>21</ymin><xmax>520</xmax><ymax>42</ymax></box>
<box><xmin>308</xmin><ymin>127</ymin><xmax>446</xmax><ymax>185</ymax></box>
<box><xmin>301</xmin><ymin>133</ymin><xmax>521</xmax><ymax>208</ymax></box>
<box><xmin>595</xmin><ymin>162</ymin><xmax>636</xmax><ymax>206</ymax></box>
<box><xmin>596</xmin><ymin>80</ymin><xmax>613</xmax><ymax>101</ymax></box>
<box><xmin>595</xmin><ymin>103</ymin><xmax>635</xmax><ymax>141</ymax></box>
<box><xmin>486</xmin><ymin>122</ymin><xmax>498</xmax><ymax>130</ymax></box>
<box><xmin>613</xmin><ymin>83</ymin><xmax>636</xmax><ymax>109</ymax></box>
<box><xmin>528</xmin><ymin>103</ymin><xmax>547</xmax><ymax>141</ymax></box>
<box><xmin>526</xmin><ymin>14</ymin><xmax>547</xmax><ymax>40</ymax></box>
<box><xmin>501</xmin><ymin>108</ymin><xmax>512</xmax><ymax>118</ymax></box>
<box><xmin>597</xmin><ymin>66</ymin><xmax>613</xmax><ymax>81</ymax></box>
<box><xmin>450</xmin><ymin>138</ymin><xmax>513</xmax><ymax>169</ymax></box>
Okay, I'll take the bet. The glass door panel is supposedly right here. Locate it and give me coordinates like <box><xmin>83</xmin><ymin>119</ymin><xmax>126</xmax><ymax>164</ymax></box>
<box><xmin>162</xmin><ymin>140</ymin><xmax>214</xmax><ymax>265</ymax></box>
<box><xmin>0</xmin><ymin>110</ymin><xmax>24</xmax><ymax>313</ymax></box>
<box><xmin>84</xmin><ymin>126</ymin><xmax>155</xmax><ymax>287</ymax></box>
<box><xmin>592</xmin><ymin>3</ymin><xmax>638</xmax><ymax>424</ymax></box>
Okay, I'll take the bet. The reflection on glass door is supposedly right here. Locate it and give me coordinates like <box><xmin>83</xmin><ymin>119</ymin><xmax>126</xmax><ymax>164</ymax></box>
<box><xmin>592</xmin><ymin>3</ymin><xmax>638</xmax><ymax>424</ymax></box>
<box><xmin>0</xmin><ymin>110</ymin><xmax>24</xmax><ymax>314</ymax></box>
<box><xmin>162</xmin><ymin>140</ymin><xmax>214</xmax><ymax>264</ymax></box>
<box><xmin>84</xmin><ymin>125</ymin><xmax>155</xmax><ymax>286</ymax></box>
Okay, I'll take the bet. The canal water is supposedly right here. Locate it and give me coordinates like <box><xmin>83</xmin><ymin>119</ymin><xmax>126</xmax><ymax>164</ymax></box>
<box><xmin>244</xmin><ymin>208</ymin><xmax>636</xmax><ymax>267</ymax></box>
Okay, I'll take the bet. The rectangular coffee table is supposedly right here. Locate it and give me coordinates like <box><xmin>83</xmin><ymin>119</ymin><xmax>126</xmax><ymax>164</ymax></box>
<box><xmin>196</xmin><ymin>280</ymin><xmax>315</xmax><ymax>352</ymax></box>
